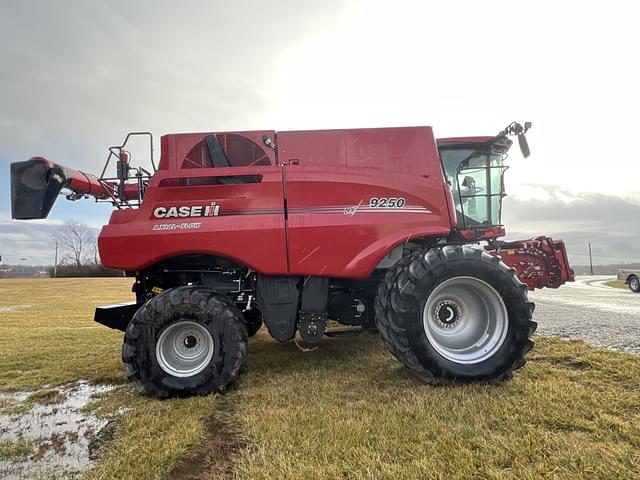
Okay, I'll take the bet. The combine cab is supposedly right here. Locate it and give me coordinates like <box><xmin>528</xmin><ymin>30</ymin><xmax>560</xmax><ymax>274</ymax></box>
<box><xmin>11</xmin><ymin>122</ymin><xmax>574</xmax><ymax>398</ymax></box>
<box><xmin>436</xmin><ymin>126</ymin><xmax>574</xmax><ymax>289</ymax></box>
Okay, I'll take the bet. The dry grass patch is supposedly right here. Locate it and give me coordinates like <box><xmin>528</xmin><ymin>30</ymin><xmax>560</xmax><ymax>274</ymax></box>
<box><xmin>226</xmin><ymin>335</ymin><xmax>640</xmax><ymax>480</ymax></box>
<box><xmin>0</xmin><ymin>438</ymin><xmax>34</xmax><ymax>461</ymax></box>
<box><xmin>0</xmin><ymin>278</ymin><xmax>130</xmax><ymax>390</ymax></box>
<box><xmin>1</xmin><ymin>278</ymin><xmax>639</xmax><ymax>479</ymax></box>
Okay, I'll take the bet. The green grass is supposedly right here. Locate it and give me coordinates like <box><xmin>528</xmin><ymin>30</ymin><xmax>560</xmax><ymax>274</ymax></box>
<box><xmin>606</xmin><ymin>280</ymin><xmax>627</xmax><ymax>289</ymax></box>
<box><xmin>0</xmin><ymin>438</ymin><xmax>34</xmax><ymax>460</ymax></box>
<box><xmin>0</xmin><ymin>278</ymin><xmax>127</xmax><ymax>391</ymax></box>
<box><xmin>1</xmin><ymin>278</ymin><xmax>640</xmax><ymax>479</ymax></box>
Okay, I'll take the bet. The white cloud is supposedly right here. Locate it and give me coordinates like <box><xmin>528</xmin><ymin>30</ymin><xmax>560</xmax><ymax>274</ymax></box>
<box><xmin>503</xmin><ymin>186</ymin><xmax>640</xmax><ymax>264</ymax></box>
<box><xmin>1</xmin><ymin>1</ymin><xmax>639</xmax><ymax>265</ymax></box>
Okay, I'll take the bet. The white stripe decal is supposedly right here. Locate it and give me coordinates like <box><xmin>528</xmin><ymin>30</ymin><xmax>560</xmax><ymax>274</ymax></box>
<box><xmin>289</xmin><ymin>206</ymin><xmax>432</xmax><ymax>214</ymax></box>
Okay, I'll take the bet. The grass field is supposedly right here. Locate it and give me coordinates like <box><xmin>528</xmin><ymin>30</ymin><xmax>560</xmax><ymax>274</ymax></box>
<box><xmin>1</xmin><ymin>278</ymin><xmax>639</xmax><ymax>479</ymax></box>
<box><xmin>606</xmin><ymin>280</ymin><xmax>627</xmax><ymax>289</ymax></box>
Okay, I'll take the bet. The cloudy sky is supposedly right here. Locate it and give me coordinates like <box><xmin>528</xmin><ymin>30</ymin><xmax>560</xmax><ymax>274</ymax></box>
<box><xmin>1</xmin><ymin>0</ymin><xmax>638</xmax><ymax>265</ymax></box>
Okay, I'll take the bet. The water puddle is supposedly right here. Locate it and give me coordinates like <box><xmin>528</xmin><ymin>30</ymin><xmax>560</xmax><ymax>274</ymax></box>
<box><xmin>0</xmin><ymin>381</ymin><xmax>116</xmax><ymax>479</ymax></box>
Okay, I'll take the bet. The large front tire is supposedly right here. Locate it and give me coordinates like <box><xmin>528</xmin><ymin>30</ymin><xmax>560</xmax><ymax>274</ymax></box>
<box><xmin>375</xmin><ymin>246</ymin><xmax>536</xmax><ymax>384</ymax></box>
<box><xmin>122</xmin><ymin>287</ymin><xmax>247</xmax><ymax>398</ymax></box>
<box><xmin>628</xmin><ymin>275</ymin><xmax>640</xmax><ymax>293</ymax></box>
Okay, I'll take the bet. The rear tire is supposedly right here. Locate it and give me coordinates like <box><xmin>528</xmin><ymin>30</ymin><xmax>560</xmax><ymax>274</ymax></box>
<box><xmin>375</xmin><ymin>245</ymin><xmax>536</xmax><ymax>384</ymax></box>
<box><xmin>122</xmin><ymin>286</ymin><xmax>247</xmax><ymax>398</ymax></box>
<box><xmin>628</xmin><ymin>275</ymin><xmax>640</xmax><ymax>293</ymax></box>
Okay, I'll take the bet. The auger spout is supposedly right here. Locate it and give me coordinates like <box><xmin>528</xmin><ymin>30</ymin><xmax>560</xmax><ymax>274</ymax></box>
<box><xmin>10</xmin><ymin>156</ymin><xmax>139</xmax><ymax>219</ymax></box>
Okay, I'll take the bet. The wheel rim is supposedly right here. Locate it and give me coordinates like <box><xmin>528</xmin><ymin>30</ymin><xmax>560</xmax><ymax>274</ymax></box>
<box><xmin>423</xmin><ymin>276</ymin><xmax>509</xmax><ymax>364</ymax></box>
<box><xmin>155</xmin><ymin>320</ymin><xmax>214</xmax><ymax>377</ymax></box>
<box><xmin>631</xmin><ymin>278</ymin><xmax>639</xmax><ymax>290</ymax></box>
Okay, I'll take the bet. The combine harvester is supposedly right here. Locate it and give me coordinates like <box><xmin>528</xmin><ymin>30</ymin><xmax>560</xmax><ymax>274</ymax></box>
<box><xmin>11</xmin><ymin>122</ymin><xmax>574</xmax><ymax>397</ymax></box>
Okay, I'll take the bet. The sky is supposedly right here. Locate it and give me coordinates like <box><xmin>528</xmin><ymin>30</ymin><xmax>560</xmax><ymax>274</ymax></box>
<box><xmin>1</xmin><ymin>0</ymin><xmax>638</xmax><ymax>265</ymax></box>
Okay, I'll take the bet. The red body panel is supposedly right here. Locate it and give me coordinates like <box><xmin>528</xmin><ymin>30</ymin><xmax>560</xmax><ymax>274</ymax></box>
<box><xmin>99</xmin><ymin>127</ymin><xmax>454</xmax><ymax>278</ymax></box>
<box><xmin>437</xmin><ymin>136</ymin><xmax>494</xmax><ymax>145</ymax></box>
<box><xmin>99</xmin><ymin>165</ymin><xmax>288</xmax><ymax>273</ymax></box>
<box><xmin>279</xmin><ymin>128</ymin><xmax>449</xmax><ymax>278</ymax></box>
<box><xmin>284</xmin><ymin>166</ymin><xmax>450</xmax><ymax>277</ymax></box>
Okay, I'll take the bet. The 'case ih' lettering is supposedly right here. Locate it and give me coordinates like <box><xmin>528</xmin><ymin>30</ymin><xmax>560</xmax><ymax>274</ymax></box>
<box><xmin>153</xmin><ymin>203</ymin><xmax>220</xmax><ymax>219</ymax></box>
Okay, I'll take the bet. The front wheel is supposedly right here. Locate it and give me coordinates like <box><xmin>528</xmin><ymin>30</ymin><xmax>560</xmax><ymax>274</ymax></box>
<box><xmin>375</xmin><ymin>245</ymin><xmax>536</xmax><ymax>384</ymax></box>
<box><xmin>122</xmin><ymin>287</ymin><xmax>247</xmax><ymax>398</ymax></box>
<box><xmin>629</xmin><ymin>275</ymin><xmax>640</xmax><ymax>293</ymax></box>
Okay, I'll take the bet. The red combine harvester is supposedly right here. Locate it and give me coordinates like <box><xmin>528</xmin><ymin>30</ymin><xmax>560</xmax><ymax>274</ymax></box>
<box><xmin>11</xmin><ymin>122</ymin><xmax>574</xmax><ymax>397</ymax></box>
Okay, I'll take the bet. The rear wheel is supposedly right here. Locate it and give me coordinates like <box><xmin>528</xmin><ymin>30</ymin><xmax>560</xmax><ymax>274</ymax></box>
<box><xmin>375</xmin><ymin>245</ymin><xmax>536</xmax><ymax>384</ymax></box>
<box><xmin>123</xmin><ymin>286</ymin><xmax>247</xmax><ymax>398</ymax></box>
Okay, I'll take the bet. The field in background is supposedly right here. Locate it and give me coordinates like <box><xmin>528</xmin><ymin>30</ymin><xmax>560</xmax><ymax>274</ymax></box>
<box><xmin>1</xmin><ymin>278</ymin><xmax>639</xmax><ymax>479</ymax></box>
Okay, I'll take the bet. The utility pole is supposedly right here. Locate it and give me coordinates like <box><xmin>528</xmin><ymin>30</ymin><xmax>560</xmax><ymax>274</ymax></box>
<box><xmin>588</xmin><ymin>242</ymin><xmax>594</xmax><ymax>275</ymax></box>
<box><xmin>54</xmin><ymin>241</ymin><xmax>58</xmax><ymax>278</ymax></box>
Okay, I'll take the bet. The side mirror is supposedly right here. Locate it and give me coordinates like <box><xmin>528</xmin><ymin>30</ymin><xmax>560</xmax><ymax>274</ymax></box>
<box><xmin>496</xmin><ymin>121</ymin><xmax>532</xmax><ymax>157</ymax></box>
<box><xmin>518</xmin><ymin>134</ymin><xmax>530</xmax><ymax>158</ymax></box>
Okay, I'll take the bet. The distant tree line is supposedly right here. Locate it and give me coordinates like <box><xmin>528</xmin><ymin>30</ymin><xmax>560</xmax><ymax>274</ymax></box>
<box><xmin>52</xmin><ymin>219</ymin><xmax>123</xmax><ymax>277</ymax></box>
<box><xmin>0</xmin><ymin>264</ymin><xmax>123</xmax><ymax>278</ymax></box>
<box><xmin>571</xmin><ymin>263</ymin><xmax>640</xmax><ymax>275</ymax></box>
<box><xmin>47</xmin><ymin>264</ymin><xmax>124</xmax><ymax>278</ymax></box>
<box><xmin>0</xmin><ymin>265</ymin><xmax>50</xmax><ymax>278</ymax></box>
<box><xmin>0</xmin><ymin>220</ymin><xmax>123</xmax><ymax>278</ymax></box>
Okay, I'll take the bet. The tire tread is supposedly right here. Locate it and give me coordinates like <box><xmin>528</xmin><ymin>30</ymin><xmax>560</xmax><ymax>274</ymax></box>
<box><xmin>375</xmin><ymin>245</ymin><xmax>536</xmax><ymax>385</ymax></box>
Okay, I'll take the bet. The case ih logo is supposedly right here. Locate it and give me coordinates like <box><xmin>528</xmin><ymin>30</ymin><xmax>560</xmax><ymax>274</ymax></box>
<box><xmin>153</xmin><ymin>202</ymin><xmax>220</xmax><ymax>219</ymax></box>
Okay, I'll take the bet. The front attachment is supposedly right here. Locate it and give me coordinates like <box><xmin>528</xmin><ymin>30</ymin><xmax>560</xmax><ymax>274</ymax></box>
<box><xmin>486</xmin><ymin>236</ymin><xmax>575</xmax><ymax>290</ymax></box>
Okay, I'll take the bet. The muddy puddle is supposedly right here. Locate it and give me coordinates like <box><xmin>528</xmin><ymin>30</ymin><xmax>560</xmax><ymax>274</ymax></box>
<box><xmin>0</xmin><ymin>381</ymin><xmax>116</xmax><ymax>479</ymax></box>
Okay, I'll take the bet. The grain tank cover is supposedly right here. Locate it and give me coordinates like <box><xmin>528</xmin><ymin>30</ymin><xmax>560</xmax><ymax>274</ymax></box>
<box><xmin>276</xmin><ymin>126</ymin><xmax>437</xmax><ymax>175</ymax></box>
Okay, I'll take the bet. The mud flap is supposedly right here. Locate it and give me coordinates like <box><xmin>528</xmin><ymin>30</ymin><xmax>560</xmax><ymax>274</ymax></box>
<box><xmin>256</xmin><ymin>276</ymin><xmax>301</xmax><ymax>341</ymax></box>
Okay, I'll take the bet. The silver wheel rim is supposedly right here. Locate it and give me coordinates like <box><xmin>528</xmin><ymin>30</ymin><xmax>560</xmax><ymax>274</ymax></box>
<box><xmin>155</xmin><ymin>320</ymin><xmax>214</xmax><ymax>377</ymax></box>
<box><xmin>631</xmin><ymin>278</ymin><xmax>639</xmax><ymax>290</ymax></box>
<box><xmin>423</xmin><ymin>276</ymin><xmax>508</xmax><ymax>364</ymax></box>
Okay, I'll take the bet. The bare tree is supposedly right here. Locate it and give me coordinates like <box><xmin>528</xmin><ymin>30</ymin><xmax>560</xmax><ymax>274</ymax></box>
<box><xmin>54</xmin><ymin>220</ymin><xmax>97</xmax><ymax>267</ymax></box>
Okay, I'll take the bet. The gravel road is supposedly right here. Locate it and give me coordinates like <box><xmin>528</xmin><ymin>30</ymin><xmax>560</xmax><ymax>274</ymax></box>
<box><xmin>529</xmin><ymin>275</ymin><xmax>640</xmax><ymax>354</ymax></box>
